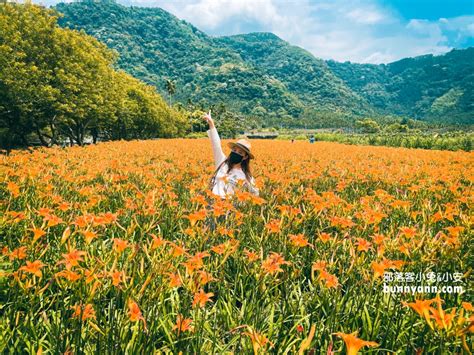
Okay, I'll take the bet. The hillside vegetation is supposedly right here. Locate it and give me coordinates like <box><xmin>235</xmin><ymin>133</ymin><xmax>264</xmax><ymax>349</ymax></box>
<box><xmin>56</xmin><ymin>1</ymin><xmax>473</xmax><ymax>127</ymax></box>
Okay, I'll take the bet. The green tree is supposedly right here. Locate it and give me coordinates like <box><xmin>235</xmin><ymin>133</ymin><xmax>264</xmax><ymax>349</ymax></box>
<box><xmin>165</xmin><ymin>78</ymin><xmax>176</xmax><ymax>106</ymax></box>
<box><xmin>0</xmin><ymin>3</ymin><xmax>60</xmax><ymax>149</ymax></box>
<box><xmin>355</xmin><ymin>119</ymin><xmax>380</xmax><ymax>133</ymax></box>
<box><xmin>0</xmin><ymin>3</ymin><xmax>188</xmax><ymax>150</ymax></box>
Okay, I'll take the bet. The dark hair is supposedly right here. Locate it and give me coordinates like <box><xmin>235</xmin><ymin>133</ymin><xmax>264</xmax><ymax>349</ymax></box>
<box><xmin>209</xmin><ymin>154</ymin><xmax>253</xmax><ymax>190</ymax></box>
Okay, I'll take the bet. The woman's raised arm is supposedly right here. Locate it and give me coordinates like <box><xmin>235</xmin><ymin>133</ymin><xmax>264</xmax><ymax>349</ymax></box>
<box><xmin>203</xmin><ymin>110</ymin><xmax>226</xmax><ymax>168</ymax></box>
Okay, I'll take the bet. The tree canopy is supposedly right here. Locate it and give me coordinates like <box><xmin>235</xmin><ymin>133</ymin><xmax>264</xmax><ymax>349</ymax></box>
<box><xmin>0</xmin><ymin>2</ymin><xmax>187</xmax><ymax>151</ymax></box>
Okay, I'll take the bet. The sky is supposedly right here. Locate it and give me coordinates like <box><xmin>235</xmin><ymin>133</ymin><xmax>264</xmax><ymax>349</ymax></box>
<box><xmin>36</xmin><ymin>0</ymin><xmax>474</xmax><ymax>64</ymax></box>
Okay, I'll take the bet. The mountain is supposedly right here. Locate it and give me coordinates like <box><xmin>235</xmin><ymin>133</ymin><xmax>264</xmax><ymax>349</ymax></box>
<box><xmin>327</xmin><ymin>48</ymin><xmax>474</xmax><ymax>125</ymax></box>
<box><xmin>55</xmin><ymin>1</ymin><xmax>309</xmax><ymax>128</ymax></box>
<box><xmin>54</xmin><ymin>1</ymin><xmax>473</xmax><ymax>126</ymax></box>
<box><xmin>214</xmin><ymin>33</ymin><xmax>372</xmax><ymax>116</ymax></box>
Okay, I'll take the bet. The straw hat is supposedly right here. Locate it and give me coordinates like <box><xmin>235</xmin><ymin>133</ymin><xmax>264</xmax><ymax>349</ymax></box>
<box><xmin>227</xmin><ymin>138</ymin><xmax>254</xmax><ymax>159</ymax></box>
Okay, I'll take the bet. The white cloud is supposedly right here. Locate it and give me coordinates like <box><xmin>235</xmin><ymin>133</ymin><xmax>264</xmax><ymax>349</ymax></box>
<box><xmin>468</xmin><ymin>23</ymin><xmax>474</xmax><ymax>35</ymax></box>
<box><xmin>179</xmin><ymin>0</ymin><xmax>285</xmax><ymax>29</ymax></box>
<box><xmin>438</xmin><ymin>15</ymin><xmax>474</xmax><ymax>36</ymax></box>
<box><xmin>132</xmin><ymin>0</ymin><xmax>290</xmax><ymax>30</ymax></box>
<box><xmin>345</xmin><ymin>8</ymin><xmax>387</xmax><ymax>25</ymax></box>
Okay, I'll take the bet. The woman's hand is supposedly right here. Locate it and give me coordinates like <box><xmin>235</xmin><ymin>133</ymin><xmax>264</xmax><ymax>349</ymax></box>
<box><xmin>202</xmin><ymin>110</ymin><xmax>215</xmax><ymax>128</ymax></box>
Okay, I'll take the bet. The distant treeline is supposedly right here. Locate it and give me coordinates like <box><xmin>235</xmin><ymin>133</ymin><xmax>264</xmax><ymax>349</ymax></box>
<box><xmin>278</xmin><ymin>131</ymin><xmax>473</xmax><ymax>152</ymax></box>
<box><xmin>0</xmin><ymin>3</ymin><xmax>188</xmax><ymax>152</ymax></box>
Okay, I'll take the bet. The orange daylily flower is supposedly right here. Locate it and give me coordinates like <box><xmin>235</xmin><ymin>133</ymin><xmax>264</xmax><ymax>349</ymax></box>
<box><xmin>445</xmin><ymin>226</ymin><xmax>465</xmax><ymax>237</ymax></box>
<box><xmin>82</xmin><ymin>230</ymin><xmax>98</xmax><ymax>244</ymax></box>
<box><xmin>6</xmin><ymin>211</ymin><xmax>27</xmax><ymax>223</ymax></box>
<box><xmin>30</xmin><ymin>227</ymin><xmax>46</xmax><ymax>242</ymax></box>
<box><xmin>190</xmin><ymin>194</ymin><xmax>208</xmax><ymax>206</ymax></box>
<box><xmin>262</xmin><ymin>259</ymin><xmax>283</xmax><ymax>274</ymax></box>
<box><xmin>127</xmin><ymin>299</ymin><xmax>147</xmax><ymax>330</ymax></box>
<box><xmin>71</xmin><ymin>303</ymin><xmax>96</xmax><ymax>321</ymax></box>
<box><xmin>73</xmin><ymin>215</ymin><xmax>90</xmax><ymax>228</ymax></box>
<box><xmin>431</xmin><ymin>210</ymin><xmax>444</xmax><ymax>222</ymax></box>
<box><xmin>43</xmin><ymin>214</ymin><xmax>63</xmax><ymax>228</ymax></box>
<box><xmin>7</xmin><ymin>181</ymin><xmax>20</xmax><ymax>197</ymax></box>
<box><xmin>371</xmin><ymin>261</ymin><xmax>389</xmax><ymax>279</ymax></box>
<box><xmin>261</xmin><ymin>252</ymin><xmax>291</xmax><ymax>275</ymax></box>
<box><xmin>192</xmin><ymin>288</ymin><xmax>214</xmax><ymax>308</ymax></box>
<box><xmin>127</xmin><ymin>299</ymin><xmax>143</xmax><ymax>321</ymax></box>
<box><xmin>186</xmin><ymin>209</ymin><xmax>207</xmax><ymax>227</ymax></box>
<box><xmin>430</xmin><ymin>306</ymin><xmax>456</xmax><ymax>331</ymax></box>
<box><xmin>9</xmin><ymin>246</ymin><xmax>27</xmax><ymax>260</ymax></box>
<box><xmin>58</xmin><ymin>202</ymin><xmax>70</xmax><ymax>212</ymax></box>
<box><xmin>402</xmin><ymin>298</ymin><xmax>436</xmax><ymax>328</ymax></box>
<box><xmin>289</xmin><ymin>233</ymin><xmax>313</xmax><ymax>248</ymax></box>
<box><xmin>110</xmin><ymin>270</ymin><xmax>126</xmax><ymax>287</ymax></box>
<box><xmin>182</xmin><ymin>251</ymin><xmax>209</xmax><ymax>274</ymax></box>
<box><xmin>169</xmin><ymin>243</ymin><xmax>187</xmax><ymax>258</ymax></box>
<box><xmin>428</xmin><ymin>295</ymin><xmax>455</xmax><ymax>331</ymax></box>
<box><xmin>56</xmin><ymin>269</ymin><xmax>81</xmax><ymax>282</ymax></box>
<box><xmin>330</xmin><ymin>216</ymin><xmax>355</xmax><ymax>229</ymax></box>
<box><xmin>371</xmin><ymin>258</ymin><xmax>404</xmax><ymax>279</ymax></box>
<box><xmin>173</xmin><ymin>314</ymin><xmax>194</xmax><ymax>334</ymax></box>
<box><xmin>355</xmin><ymin>238</ymin><xmax>372</xmax><ymax>252</ymax></box>
<box><xmin>211</xmin><ymin>243</ymin><xmax>227</xmax><ymax>255</ymax></box>
<box><xmin>399</xmin><ymin>226</ymin><xmax>417</xmax><ymax>238</ymax></box>
<box><xmin>244</xmin><ymin>249</ymin><xmax>259</xmax><ymax>262</ymax></box>
<box><xmin>60</xmin><ymin>249</ymin><xmax>86</xmax><ymax>269</ymax></box>
<box><xmin>182</xmin><ymin>258</ymin><xmax>204</xmax><ymax>274</ymax></box>
<box><xmin>311</xmin><ymin>261</ymin><xmax>327</xmax><ymax>272</ymax></box>
<box><xmin>19</xmin><ymin>260</ymin><xmax>45</xmax><ymax>277</ymax></box>
<box><xmin>403</xmin><ymin>299</ymin><xmax>435</xmax><ymax>317</ymax></box>
<box><xmin>334</xmin><ymin>331</ymin><xmax>379</xmax><ymax>355</ymax></box>
<box><xmin>112</xmin><ymin>238</ymin><xmax>129</xmax><ymax>254</ymax></box>
<box><xmin>37</xmin><ymin>207</ymin><xmax>53</xmax><ymax>217</ymax></box>
<box><xmin>243</xmin><ymin>327</ymin><xmax>273</xmax><ymax>353</ymax></box>
<box><xmin>265</xmin><ymin>219</ymin><xmax>281</xmax><ymax>233</ymax></box>
<box><xmin>318</xmin><ymin>232</ymin><xmax>332</xmax><ymax>243</ymax></box>
<box><xmin>197</xmin><ymin>270</ymin><xmax>216</xmax><ymax>286</ymax></box>
<box><xmin>318</xmin><ymin>270</ymin><xmax>339</xmax><ymax>288</ymax></box>
<box><xmin>167</xmin><ymin>272</ymin><xmax>182</xmax><ymax>288</ymax></box>
<box><xmin>150</xmin><ymin>233</ymin><xmax>166</xmax><ymax>249</ymax></box>
<box><xmin>371</xmin><ymin>233</ymin><xmax>385</xmax><ymax>245</ymax></box>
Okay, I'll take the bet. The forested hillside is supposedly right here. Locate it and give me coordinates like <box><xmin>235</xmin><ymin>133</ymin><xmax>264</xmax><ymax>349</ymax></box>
<box><xmin>215</xmin><ymin>33</ymin><xmax>372</xmax><ymax>116</ymax></box>
<box><xmin>56</xmin><ymin>1</ymin><xmax>309</xmax><ymax>128</ymax></box>
<box><xmin>55</xmin><ymin>1</ymin><xmax>473</xmax><ymax>126</ymax></box>
<box><xmin>0</xmin><ymin>2</ymin><xmax>187</xmax><ymax>151</ymax></box>
<box><xmin>327</xmin><ymin>48</ymin><xmax>474</xmax><ymax>124</ymax></box>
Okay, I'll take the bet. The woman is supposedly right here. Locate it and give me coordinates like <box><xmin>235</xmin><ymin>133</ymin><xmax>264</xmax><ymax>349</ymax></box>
<box><xmin>203</xmin><ymin>110</ymin><xmax>259</xmax><ymax>199</ymax></box>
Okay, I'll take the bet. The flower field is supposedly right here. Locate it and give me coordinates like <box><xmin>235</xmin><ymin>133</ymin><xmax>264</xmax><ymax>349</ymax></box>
<box><xmin>0</xmin><ymin>139</ymin><xmax>472</xmax><ymax>354</ymax></box>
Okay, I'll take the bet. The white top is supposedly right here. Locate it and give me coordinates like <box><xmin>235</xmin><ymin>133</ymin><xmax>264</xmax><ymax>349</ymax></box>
<box><xmin>206</xmin><ymin>126</ymin><xmax>259</xmax><ymax>198</ymax></box>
